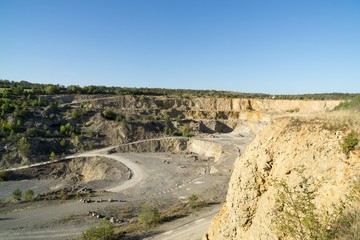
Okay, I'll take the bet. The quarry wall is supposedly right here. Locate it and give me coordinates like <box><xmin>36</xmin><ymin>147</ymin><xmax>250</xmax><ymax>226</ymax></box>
<box><xmin>69</xmin><ymin>95</ymin><xmax>341</xmax><ymax>115</ymax></box>
<box><xmin>203</xmin><ymin>117</ymin><xmax>360</xmax><ymax>240</ymax></box>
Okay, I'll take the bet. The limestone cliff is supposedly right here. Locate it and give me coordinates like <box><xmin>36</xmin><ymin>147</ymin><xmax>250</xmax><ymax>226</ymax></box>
<box><xmin>70</xmin><ymin>95</ymin><xmax>340</xmax><ymax>115</ymax></box>
<box><xmin>204</xmin><ymin>117</ymin><xmax>360</xmax><ymax>240</ymax></box>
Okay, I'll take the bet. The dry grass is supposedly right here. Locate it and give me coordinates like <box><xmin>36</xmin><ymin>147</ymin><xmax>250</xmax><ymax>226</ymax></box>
<box><xmin>310</xmin><ymin>110</ymin><xmax>360</xmax><ymax>134</ymax></box>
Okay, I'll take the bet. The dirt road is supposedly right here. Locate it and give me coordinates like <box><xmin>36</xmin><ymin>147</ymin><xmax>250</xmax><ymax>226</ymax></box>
<box><xmin>0</xmin><ymin>135</ymin><xmax>251</xmax><ymax>240</ymax></box>
<box><xmin>146</xmin><ymin>205</ymin><xmax>221</xmax><ymax>240</ymax></box>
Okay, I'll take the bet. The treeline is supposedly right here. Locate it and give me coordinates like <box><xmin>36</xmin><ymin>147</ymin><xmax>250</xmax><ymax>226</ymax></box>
<box><xmin>0</xmin><ymin>79</ymin><xmax>358</xmax><ymax>100</ymax></box>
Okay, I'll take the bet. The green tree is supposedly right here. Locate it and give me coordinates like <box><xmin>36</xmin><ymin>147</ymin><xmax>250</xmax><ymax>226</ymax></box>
<box><xmin>50</xmin><ymin>151</ymin><xmax>56</xmax><ymax>161</ymax></box>
<box><xmin>12</xmin><ymin>188</ymin><xmax>22</xmax><ymax>201</ymax></box>
<box><xmin>60</xmin><ymin>123</ymin><xmax>73</xmax><ymax>136</ymax></box>
<box><xmin>18</xmin><ymin>137</ymin><xmax>31</xmax><ymax>159</ymax></box>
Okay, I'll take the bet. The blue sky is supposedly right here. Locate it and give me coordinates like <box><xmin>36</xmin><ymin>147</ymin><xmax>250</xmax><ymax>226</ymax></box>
<box><xmin>0</xmin><ymin>0</ymin><xmax>359</xmax><ymax>94</ymax></box>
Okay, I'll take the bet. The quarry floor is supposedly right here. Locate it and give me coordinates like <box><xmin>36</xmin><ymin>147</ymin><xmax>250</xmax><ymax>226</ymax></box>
<box><xmin>0</xmin><ymin>134</ymin><xmax>253</xmax><ymax>240</ymax></box>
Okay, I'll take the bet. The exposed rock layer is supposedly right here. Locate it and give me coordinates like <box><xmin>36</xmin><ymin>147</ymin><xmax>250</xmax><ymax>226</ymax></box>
<box><xmin>204</xmin><ymin>117</ymin><xmax>360</xmax><ymax>240</ymax></box>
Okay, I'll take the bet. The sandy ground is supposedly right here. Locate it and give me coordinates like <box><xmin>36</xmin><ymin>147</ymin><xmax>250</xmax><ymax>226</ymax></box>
<box><xmin>0</xmin><ymin>135</ymin><xmax>253</xmax><ymax>240</ymax></box>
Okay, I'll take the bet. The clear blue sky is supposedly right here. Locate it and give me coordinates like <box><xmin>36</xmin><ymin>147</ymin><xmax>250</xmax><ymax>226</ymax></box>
<box><xmin>1</xmin><ymin>0</ymin><xmax>359</xmax><ymax>94</ymax></box>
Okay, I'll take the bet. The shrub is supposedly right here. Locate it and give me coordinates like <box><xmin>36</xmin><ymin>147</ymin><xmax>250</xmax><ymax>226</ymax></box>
<box><xmin>49</xmin><ymin>151</ymin><xmax>56</xmax><ymax>161</ymax></box>
<box><xmin>342</xmin><ymin>131</ymin><xmax>358</xmax><ymax>157</ymax></box>
<box><xmin>272</xmin><ymin>175</ymin><xmax>351</xmax><ymax>240</ymax></box>
<box><xmin>177</xmin><ymin>114</ymin><xmax>183</xmax><ymax>121</ymax></box>
<box><xmin>60</xmin><ymin>123</ymin><xmax>73</xmax><ymax>136</ymax></box>
<box><xmin>163</xmin><ymin>126</ymin><xmax>172</xmax><ymax>135</ymax></box>
<box><xmin>273</xmin><ymin>178</ymin><xmax>323</xmax><ymax>239</ymax></box>
<box><xmin>138</xmin><ymin>204</ymin><xmax>161</xmax><ymax>227</ymax></box>
<box><xmin>286</xmin><ymin>108</ymin><xmax>300</xmax><ymax>113</ymax></box>
<box><xmin>188</xmin><ymin>194</ymin><xmax>199</xmax><ymax>209</ymax></box>
<box><xmin>12</xmin><ymin>188</ymin><xmax>22</xmax><ymax>201</ymax></box>
<box><xmin>60</xmin><ymin>188</ymin><xmax>69</xmax><ymax>200</ymax></box>
<box><xmin>101</xmin><ymin>109</ymin><xmax>117</xmax><ymax>120</ymax></box>
<box><xmin>0</xmin><ymin>169</ymin><xmax>8</xmax><ymax>181</ymax></box>
<box><xmin>24</xmin><ymin>189</ymin><xmax>34</xmax><ymax>201</ymax></box>
<box><xmin>18</xmin><ymin>137</ymin><xmax>31</xmax><ymax>158</ymax></box>
<box><xmin>173</xmin><ymin>130</ymin><xmax>183</xmax><ymax>136</ymax></box>
<box><xmin>76</xmin><ymin>219</ymin><xmax>114</xmax><ymax>240</ymax></box>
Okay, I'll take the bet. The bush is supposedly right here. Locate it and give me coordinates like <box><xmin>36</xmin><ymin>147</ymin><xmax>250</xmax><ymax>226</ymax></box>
<box><xmin>18</xmin><ymin>137</ymin><xmax>31</xmax><ymax>158</ymax></box>
<box><xmin>49</xmin><ymin>151</ymin><xmax>57</xmax><ymax>161</ymax></box>
<box><xmin>60</xmin><ymin>188</ymin><xmax>69</xmax><ymax>200</ymax></box>
<box><xmin>0</xmin><ymin>169</ymin><xmax>8</xmax><ymax>181</ymax></box>
<box><xmin>188</xmin><ymin>194</ymin><xmax>199</xmax><ymax>209</ymax></box>
<box><xmin>76</xmin><ymin>219</ymin><xmax>114</xmax><ymax>240</ymax></box>
<box><xmin>12</xmin><ymin>188</ymin><xmax>22</xmax><ymax>201</ymax></box>
<box><xmin>342</xmin><ymin>131</ymin><xmax>358</xmax><ymax>157</ymax></box>
<box><xmin>101</xmin><ymin>109</ymin><xmax>117</xmax><ymax>120</ymax></box>
<box><xmin>272</xmin><ymin>175</ymin><xmax>351</xmax><ymax>240</ymax></box>
<box><xmin>24</xmin><ymin>189</ymin><xmax>34</xmax><ymax>201</ymax></box>
<box><xmin>138</xmin><ymin>204</ymin><xmax>161</xmax><ymax>227</ymax></box>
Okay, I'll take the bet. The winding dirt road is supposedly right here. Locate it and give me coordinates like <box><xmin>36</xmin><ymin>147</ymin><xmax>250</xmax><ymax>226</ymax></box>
<box><xmin>1</xmin><ymin>135</ymin><xmax>251</xmax><ymax>240</ymax></box>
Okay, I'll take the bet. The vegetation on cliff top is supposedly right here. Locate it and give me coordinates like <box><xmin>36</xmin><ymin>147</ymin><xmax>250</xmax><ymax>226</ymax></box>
<box><xmin>1</xmin><ymin>79</ymin><xmax>358</xmax><ymax>99</ymax></box>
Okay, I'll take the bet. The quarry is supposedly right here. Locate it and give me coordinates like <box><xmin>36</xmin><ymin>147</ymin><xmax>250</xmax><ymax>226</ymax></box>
<box><xmin>0</xmin><ymin>88</ymin><xmax>359</xmax><ymax>240</ymax></box>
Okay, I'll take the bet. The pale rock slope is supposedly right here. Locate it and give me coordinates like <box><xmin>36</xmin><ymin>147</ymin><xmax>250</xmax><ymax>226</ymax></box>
<box><xmin>204</xmin><ymin>117</ymin><xmax>360</xmax><ymax>240</ymax></box>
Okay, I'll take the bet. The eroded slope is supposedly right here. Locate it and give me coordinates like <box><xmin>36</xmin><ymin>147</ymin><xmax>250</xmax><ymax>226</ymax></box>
<box><xmin>204</xmin><ymin>117</ymin><xmax>360</xmax><ymax>240</ymax></box>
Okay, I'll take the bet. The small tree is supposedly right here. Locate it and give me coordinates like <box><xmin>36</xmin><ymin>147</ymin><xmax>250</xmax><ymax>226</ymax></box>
<box><xmin>138</xmin><ymin>204</ymin><xmax>161</xmax><ymax>227</ymax></box>
<box><xmin>50</xmin><ymin>151</ymin><xmax>56</xmax><ymax>161</ymax></box>
<box><xmin>18</xmin><ymin>137</ymin><xmax>31</xmax><ymax>159</ymax></box>
<box><xmin>24</xmin><ymin>189</ymin><xmax>34</xmax><ymax>201</ymax></box>
<box><xmin>12</xmin><ymin>188</ymin><xmax>22</xmax><ymax>201</ymax></box>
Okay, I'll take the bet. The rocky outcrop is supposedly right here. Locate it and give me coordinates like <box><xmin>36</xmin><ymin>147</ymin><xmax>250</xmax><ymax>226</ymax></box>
<box><xmin>204</xmin><ymin>117</ymin><xmax>360</xmax><ymax>240</ymax></box>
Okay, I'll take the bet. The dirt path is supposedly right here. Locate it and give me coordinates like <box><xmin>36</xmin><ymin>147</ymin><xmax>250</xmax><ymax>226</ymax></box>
<box><xmin>78</xmin><ymin>153</ymin><xmax>146</xmax><ymax>193</ymax></box>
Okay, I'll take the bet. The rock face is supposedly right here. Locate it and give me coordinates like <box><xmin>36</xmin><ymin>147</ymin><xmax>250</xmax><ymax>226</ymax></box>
<box><xmin>72</xmin><ymin>95</ymin><xmax>341</xmax><ymax>114</ymax></box>
<box><xmin>204</xmin><ymin>117</ymin><xmax>360</xmax><ymax>240</ymax></box>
